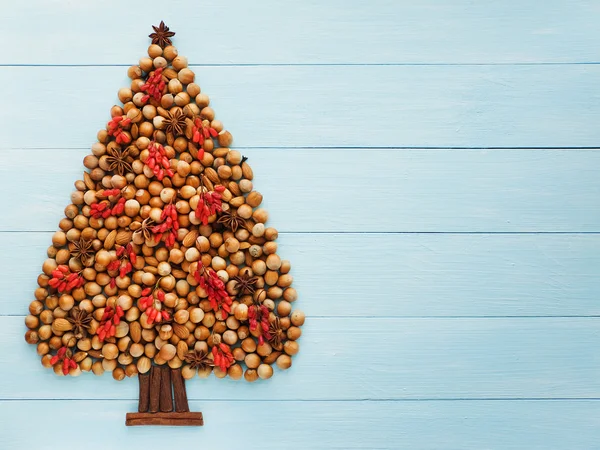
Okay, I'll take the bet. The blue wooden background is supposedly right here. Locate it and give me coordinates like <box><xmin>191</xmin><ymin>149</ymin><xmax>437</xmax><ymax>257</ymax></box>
<box><xmin>1</xmin><ymin>1</ymin><xmax>600</xmax><ymax>448</ymax></box>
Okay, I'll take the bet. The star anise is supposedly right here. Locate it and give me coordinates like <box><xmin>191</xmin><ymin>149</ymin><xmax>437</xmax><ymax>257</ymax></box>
<box><xmin>233</xmin><ymin>273</ymin><xmax>259</xmax><ymax>297</ymax></box>
<box><xmin>67</xmin><ymin>307</ymin><xmax>93</xmax><ymax>339</ymax></box>
<box><xmin>69</xmin><ymin>238</ymin><xmax>94</xmax><ymax>266</ymax></box>
<box><xmin>149</xmin><ymin>21</ymin><xmax>175</xmax><ymax>48</ymax></box>
<box><xmin>217</xmin><ymin>209</ymin><xmax>247</xmax><ymax>232</ymax></box>
<box><xmin>163</xmin><ymin>108</ymin><xmax>187</xmax><ymax>138</ymax></box>
<box><xmin>133</xmin><ymin>217</ymin><xmax>156</xmax><ymax>242</ymax></box>
<box><xmin>105</xmin><ymin>144</ymin><xmax>133</xmax><ymax>175</ymax></box>
<box><xmin>184</xmin><ymin>350</ymin><xmax>214</xmax><ymax>371</ymax></box>
<box><xmin>268</xmin><ymin>318</ymin><xmax>285</xmax><ymax>351</ymax></box>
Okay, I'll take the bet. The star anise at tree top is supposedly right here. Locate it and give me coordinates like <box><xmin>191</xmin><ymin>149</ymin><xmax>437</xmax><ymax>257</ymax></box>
<box><xmin>67</xmin><ymin>307</ymin><xmax>93</xmax><ymax>339</ymax></box>
<box><xmin>217</xmin><ymin>209</ymin><xmax>247</xmax><ymax>232</ymax></box>
<box><xmin>163</xmin><ymin>108</ymin><xmax>187</xmax><ymax>137</ymax></box>
<box><xmin>69</xmin><ymin>238</ymin><xmax>93</xmax><ymax>266</ymax></box>
<box><xmin>268</xmin><ymin>318</ymin><xmax>285</xmax><ymax>351</ymax></box>
<box><xmin>149</xmin><ymin>21</ymin><xmax>175</xmax><ymax>48</ymax></box>
<box><xmin>233</xmin><ymin>273</ymin><xmax>259</xmax><ymax>296</ymax></box>
<box><xmin>105</xmin><ymin>144</ymin><xmax>133</xmax><ymax>175</ymax></box>
<box><xmin>184</xmin><ymin>350</ymin><xmax>214</xmax><ymax>371</ymax></box>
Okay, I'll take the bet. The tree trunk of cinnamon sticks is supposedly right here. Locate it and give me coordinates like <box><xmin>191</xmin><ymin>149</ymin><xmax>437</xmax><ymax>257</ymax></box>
<box><xmin>126</xmin><ymin>366</ymin><xmax>203</xmax><ymax>426</ymax></box>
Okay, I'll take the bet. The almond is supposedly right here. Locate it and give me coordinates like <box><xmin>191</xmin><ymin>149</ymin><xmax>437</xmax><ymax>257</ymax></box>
<box><xmin>182</xmin><ymin>230</ymin><xmax>198</xmax><ymax>248</ymax></box>
<box><xmin>144</xmin><ymin>256</ymin><xmax>159</xmax><ymax>267</ymax></box>
<box><xmin>130</xmin><ymin>321</ymin><xmax>142</xmax><ymax>343</ymax></box>
<box><xmin>213</xmin><ymin>148</ymin><xmax>229</xmax><ymax>158</ymax></box>
<box><xmin>176</xmin><ymin>340</ymin><xmax>189</xmax><ymax>360</ymax></box>
<box><xmin>173</xmin><ymin>323</ymin><xmax>190</xmax><ymax>340</ymax></box>
<box><xmin>73</xmin><ymin>351</ymin><xmax>88</xmax><ymax>363</ymax></box>
<box><xmin>88</xmin><ymin>349</ymin><xmax>103</xmax><ymax>359</ymax></box>
<box><xmin>221</xmin><ymin>188</ymin><xmax>233</xmax><ymax>203</ymax></box>
<box><xmin>163</xmin><ymin>68</ymin><xmax>178</xmax><ymax>80</ymax></box>
<box><xmin>103</xmin><ymin>230</ymin><xmax>117</xmax><ymax>250</ymax></box>
<box><xmin>205</xmin><ymin>167</ymin><xmax>220</xmax><ymax>184</ymax></box>
<box><xmin>83</xmin><ymin>172</ymin><xmax>95</xmax><ymax>190</ymax></box>
<box><xmin>52</xmin><ymin>318</ymin><xmax>73</xmax><ymax>333</ymax></box>
<box><xmin>172</xmin><ymin>269</ymin><xmax>187</xmax><ymax>279</ymax></box>
<box><xmin>229</xmin><ymin>196</ymin><xmax>245</xmax><ymax>208</ymax></box>
<box><xmin>263</xmin><ymin>351</ymin><xmax>282</xmax><ymax>365</ymax></box>
<box><xmin>200</xmin><ymin>174</ymin><xmax>213</xmax><ymax>190</ymax></box>
<box><xmin>241</xmin><ymin>161</ymin><xmax>253</xmax><ymax>180</ymax></box>
<box><xmin>228</xmin><ymin>181</ymin><xmax>242</xmax><ymax>197</ymax></box>
<box><xmin>116</xmin><ymin>230</ymin><xmax>132</xmax><ymax>245</ymax></box>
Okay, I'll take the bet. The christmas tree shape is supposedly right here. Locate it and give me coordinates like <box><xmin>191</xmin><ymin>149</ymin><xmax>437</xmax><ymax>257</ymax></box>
<box><xmin>23</xmin><ymin>22</ymin><xmax>304</xmax><ymax>427</ymax></box>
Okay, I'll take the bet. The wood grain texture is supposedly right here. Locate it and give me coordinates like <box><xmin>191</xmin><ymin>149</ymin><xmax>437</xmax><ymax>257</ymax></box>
<box><xmin>2</xmin><ymin>66</ymin><xmax>600</xmax><ymax>148</ymax></box>
<box><xmin>7</xmin><ymin>317</ymin><xmax>600</xmax><ymax>400</ymax></box>
<box><xmin>2</xmin><ymin>149</ymin><xmax>599</xmax><ymax>232</ymax></box>
<box><xmin>3</xmin><ymin>0</ymin><xmax>600</xmax><ymax>65</ymax></box>
<box><xmin>1</xmin><ymin>400</ymin><xmax>598</xmax><ymax>449</ymax></box>
<box><xmin>4</xmin><ymin>232</ymin><xmax>600</xmax><ymax>317</ymax></box>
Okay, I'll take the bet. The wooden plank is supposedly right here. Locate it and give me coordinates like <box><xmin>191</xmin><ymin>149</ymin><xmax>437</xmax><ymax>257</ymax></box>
<box><xmin>4</xmin><ymin>232</ymin><xmax>600</xmax><ymax>317</ymax></box>
<box><xmin>1</xmin><ymin>66</ymin><xmax>600</xmax><ymax>148</ymax></box>
<box><xmin>6</xmin><ymin>317</ymin><xmax>600</xmax><ymax>400</ymax></box>
<box><xmin>2</xmin><ymin>1</ymin><xmax>600</xmax><ymax>65</ymax></box>
<box><xmin>126</xmin><ymin>412</ymin><xmax>203</xmax><ymax>426</ymax></box>
<box><xmin>1</xmin><ymin>149</ymin><xmax>600</xmax><ymax>232</ymax></box>
<box><xmin>1</xmin><ymin>400</ymin><xmax>598</xmax><ymax>448</ymax></box>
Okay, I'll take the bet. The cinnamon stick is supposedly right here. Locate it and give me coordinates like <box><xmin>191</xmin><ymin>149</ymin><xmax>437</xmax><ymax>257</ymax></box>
<box><xmin>159</xmin><ymin>366</ymin><xmax>173</xmax><ymax>412</ymax></box>
<box><xmin>138</xmin><ymin>372</ymin><xmax>150</xmax><ymax>413</ymax></box>
<box><xmin>126</xmin><ymin>412</ymin><xmax>204</xmax><ymax>427</ymax></box>
<box><xmin>171</xmin><ymin>368</ymin><xmax>189</xmax><ymax>412</ymax></box>
<box><xmin>149</xmin><ymin>366</ymin><xmax>161</xmax><ymax>413</ymax></box>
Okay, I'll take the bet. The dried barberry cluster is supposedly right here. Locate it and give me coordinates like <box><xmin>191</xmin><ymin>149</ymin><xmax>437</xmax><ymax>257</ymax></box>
<box><xmin>24</xmin><ymin>25</ymin><xmax>303</xmax><ymax>383</ymax></box>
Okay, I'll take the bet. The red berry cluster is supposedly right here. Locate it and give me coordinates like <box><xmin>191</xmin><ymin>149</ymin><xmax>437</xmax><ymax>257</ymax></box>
<box><xmin>139</xmin><ymin>288</ymin><xmax>170</xmax><ymax>325</ymax></box>
<box><xmin>248</xmin><ymin>304</ymin><xmax>271</xmax><ymax>346</ymax></box>
<box><xmin>48</xmin><ymin>265</ymin><xmax>85</xmax><ymax>294</ymax></box>
<box><xmin>146</xmin><ymin>141</ymin><xmax>174</xmax><ymax>181</ymax></box>
<box><xmin>107</xmin><ymin>116</ymin><xmax>132</xmax><ymax>144</ymax></box>
<box><xmin>140</xmin><ymin>67</ymin><xmax>165</xmax><ymax>104</ymax></box>
<box><xmin>192</xmin><ymin>117</ymin><xmax>218</xmax><ymax>159</ymax></box>
<box><xmin>97</xmin><ymin>305</ymin><xmax>125</xmax><ymax>342</ymax></box>
<box><xmin>194</xmin><ymin>265</ymin><xmax>232</xmax><ymax>318</ymax></box>
<box><xmin>195</xmin><ymin>185</ymin><xmax>225</xmax><ymax>225</ymax></box>
<box><xmin>152</xmin><ymin>204</ymin><xmax>179</xmax><ymax>248</ymax></box>
<box><xmin>107</xmin><ymin>243</ymin><xmax>137</xmax><ymax>285</ymax></box>
<box><xmin>50</xmin><ymin>347</ymin><xmax>77</xmax><ymax>375</ymax></box>
<box><xmin>212</xmin><ymin>343</ymin><xmax>234</xmax><ymax>372</ymax></box>
<box><xmin>90</xmin><ymin>189</ymin><xmax>125</xmax><ymax>219</ymax></box>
